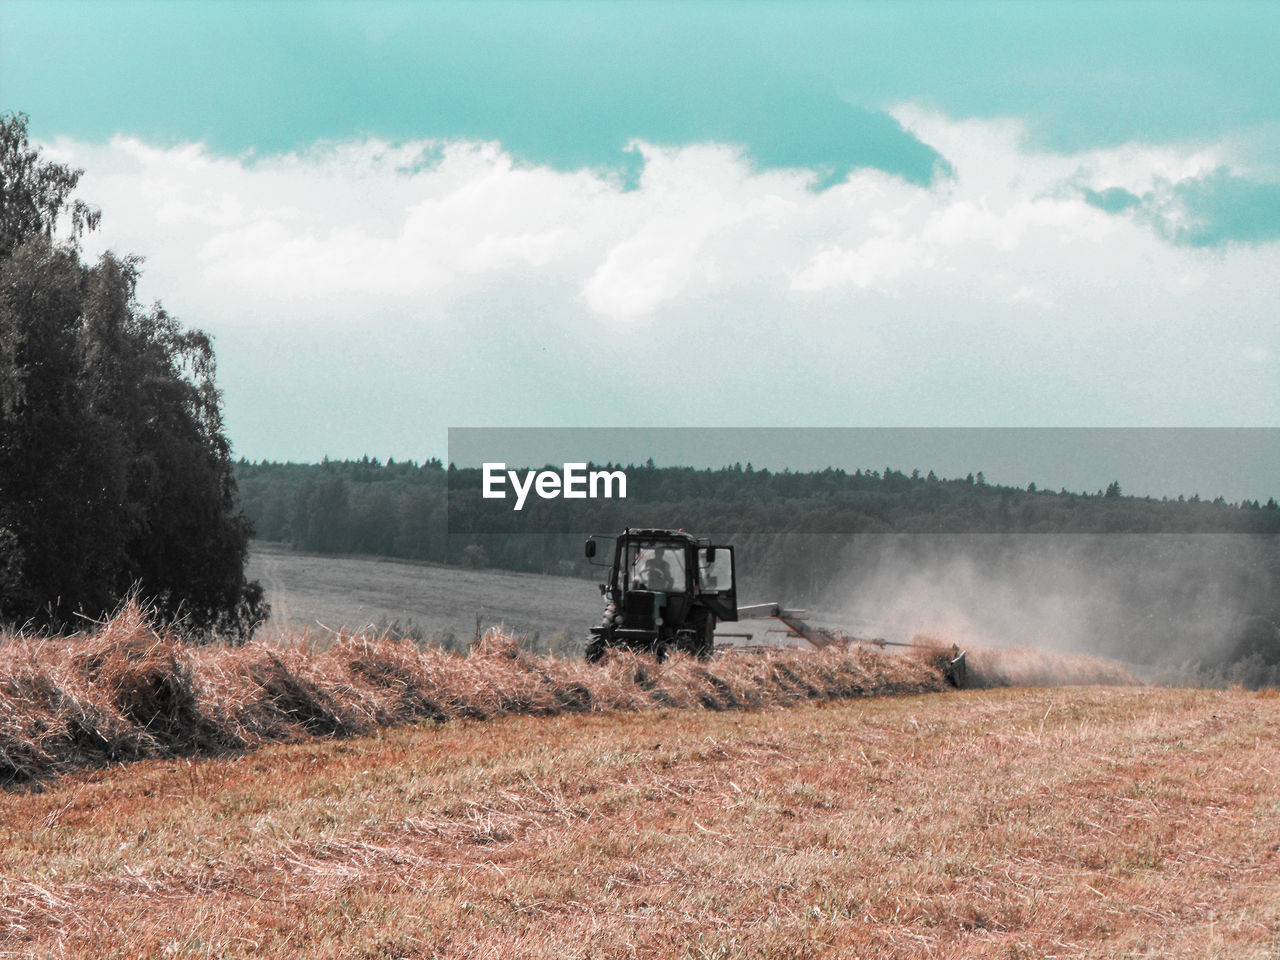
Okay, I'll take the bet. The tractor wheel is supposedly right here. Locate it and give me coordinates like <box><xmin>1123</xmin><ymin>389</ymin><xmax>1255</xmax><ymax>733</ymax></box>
<box><xmin>686</xmin><ymin>615</ymin><xmax>715</xmax><ymax>661</ymax></box>
<box><xmin>671</xmin><ymin>624</ymin><xmax>714</xmax><ymax>661</ymax></box>
<box><xmin>584</xmin><ymin>637</ymin><xmax>608</xmax><ymax>663</ymax></box>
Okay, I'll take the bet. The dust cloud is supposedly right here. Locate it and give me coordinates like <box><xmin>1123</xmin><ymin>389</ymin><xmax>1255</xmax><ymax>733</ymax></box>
<box><xmin>805</xmin><ymin>534</ymin><xmax>1277</xmax><ymax>674</ymax></box>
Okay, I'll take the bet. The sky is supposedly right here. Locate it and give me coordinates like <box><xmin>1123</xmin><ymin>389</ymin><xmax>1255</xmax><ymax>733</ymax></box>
<box><xmin>3</xmin><ymin>0</ymin><xmax>1278</xmax><ymax>493</ymax></box>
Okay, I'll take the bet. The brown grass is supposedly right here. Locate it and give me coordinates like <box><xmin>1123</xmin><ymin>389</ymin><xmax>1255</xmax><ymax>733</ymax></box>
<box><xmin>2</xmin><ymin>683</ymin><xmax>1277</xmax><ymax>958</ymax></box>
<box><xmin>906</xmin><ymin>634</ymin><xmax>1141</xmax><ymax>689</ymax></box>
<box><xmin>1</xmin><ymin>603</ymin><xmax>957</xmax><ymax>785</ymax></box>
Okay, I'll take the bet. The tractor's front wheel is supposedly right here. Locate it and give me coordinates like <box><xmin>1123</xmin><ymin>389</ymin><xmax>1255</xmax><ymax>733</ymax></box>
<box><xmin>584</xmin><ymin>636</ymin><xmax>608</xmax><ymax>663</ymax></box>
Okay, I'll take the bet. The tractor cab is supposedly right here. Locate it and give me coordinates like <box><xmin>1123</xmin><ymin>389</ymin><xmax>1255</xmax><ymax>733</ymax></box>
<box><xmin>583</xmin><ymin>528</ymin><xmax>737</xmax><ymax>661</ymax></box>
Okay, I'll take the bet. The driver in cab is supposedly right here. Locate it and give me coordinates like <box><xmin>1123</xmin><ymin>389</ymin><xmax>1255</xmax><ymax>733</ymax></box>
<box><xmin>633</xmin><ymin>547</ymin><xmax>675</xmax><ymax>591</ymax></box>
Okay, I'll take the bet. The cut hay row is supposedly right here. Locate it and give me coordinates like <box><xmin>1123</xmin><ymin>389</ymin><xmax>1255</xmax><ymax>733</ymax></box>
<box><xmin>0</xmin><ymin>604</ymin><xmax>1136</xmax><ymax>785</ymax></box>
<box><xmin>0</xmin><ymin>603</ymin><xmax>938</xmax><ymax>784</ymax></box>
<box><xmin>962</xmin><ymin>643</ymin><xmax>1142</xmax><ymax>688</ymax></box>
<box><xmin>906</xmin><ymin>633</ymin><xmax>1142</xmax><ymax>689</ymax></box>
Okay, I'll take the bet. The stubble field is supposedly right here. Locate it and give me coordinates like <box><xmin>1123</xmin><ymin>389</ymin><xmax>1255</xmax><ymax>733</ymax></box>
<box><xmin>2</xmin><ymin>547</ymin><xmax>1274</xmax><ymax>957</ymax></box>
<box><xmin>4</xmin><ymin>682</ymin><xmax>1278</xmax><ymax>959</ymax></box>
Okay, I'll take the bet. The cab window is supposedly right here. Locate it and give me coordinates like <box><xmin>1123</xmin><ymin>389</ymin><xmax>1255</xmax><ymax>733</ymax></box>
<box><xmin>626</xmin><ymin>542</ymin><xmax>686</xmax><ymax>592</ymax></box>
<box><xmin>699</xmin><ymin>547</ymin><xmax>733</xmax><ymax>592</ymax></box>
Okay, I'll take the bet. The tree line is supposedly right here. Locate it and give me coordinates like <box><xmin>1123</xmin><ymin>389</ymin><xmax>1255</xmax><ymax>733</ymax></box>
<box><xmin>0</xmin><ymin>113</ymin><xmax>266</xmax><ymax>639</ymax></box>
<box><xmin>235</xmin><ymin>455</ymin><xmax>1280</xmax><ymax>570</ymax></box>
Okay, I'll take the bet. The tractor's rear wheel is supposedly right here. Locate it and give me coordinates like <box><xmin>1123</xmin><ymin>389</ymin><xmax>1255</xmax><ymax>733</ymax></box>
<box><xmin>686</xmin><ymin>614</ymin><xmax>716</xmax><ymax>660</ymax></box>
<box><xmin>672</xmin><ymin>623</ymin><xmax>714</xmax><ymax>660</ymax></box>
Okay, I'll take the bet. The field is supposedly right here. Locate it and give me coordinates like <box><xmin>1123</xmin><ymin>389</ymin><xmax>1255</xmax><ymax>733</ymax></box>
<box><xmin>245</xmin><ymin>543</ymin><xmax>841</xmax><ymax>653</ymax></box>
<box><xmin>4</xmin><ymin>677</ymin><xmax>1278</xmax><ymax>958</ymax></box>
<box><xmin>247</xmin><ymin>542</ymin><xmax>601</xmax><ymax>649</ymax></box>
<box><xmin>3</xmin><ymin>552</ymin><xmax>1274</xmax><ymax>958</ymax></box>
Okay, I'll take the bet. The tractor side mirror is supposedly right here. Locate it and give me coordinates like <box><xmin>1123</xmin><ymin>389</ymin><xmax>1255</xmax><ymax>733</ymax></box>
<box><xmin>705</xmin><ymin>546</ymin><xmax>715</xmax><ymax>563</ymax></box>
<box><xmin>584</xmin><ymin>539</ymin><xmax>597</xmax><ymax>559</ymax></box>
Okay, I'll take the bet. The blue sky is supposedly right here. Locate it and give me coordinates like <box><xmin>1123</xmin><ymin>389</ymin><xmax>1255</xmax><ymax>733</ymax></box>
<box><xmin>3</xmin><ymin>0</ymin><xmax>1278</xmax><ymax>486</ymax></box>
<box><xmin>10</xmin><ymin>2</ymin><xmax>1280</xmax><ymax>184</ymax></box>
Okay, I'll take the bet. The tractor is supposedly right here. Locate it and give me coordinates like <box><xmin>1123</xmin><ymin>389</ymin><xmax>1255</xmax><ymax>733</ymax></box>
<box><xmin>581</xmin><ymin>527</ymin><xmax>969</xmax><ymax>686</ymax></box>
<box><xmin>583</xmin><ymin>528</ymin><xmax>737</xmax><ymax>662</ymax></box>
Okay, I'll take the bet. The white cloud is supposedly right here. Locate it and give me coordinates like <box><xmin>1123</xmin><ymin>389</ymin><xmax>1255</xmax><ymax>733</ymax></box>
<box><xmin>54</xmin><ymin>116</ymin><xmax>1264</xmax><ymax>320</ymax></box>
<box><xmin>792</xmin><ymin>235</ymin><xmax>935</xmax><ymax>293</ymax></box>
<box><xmin>38</xmin><ymin>107</ymin><xmax>1280</xmax><ymax>457</ymax></box>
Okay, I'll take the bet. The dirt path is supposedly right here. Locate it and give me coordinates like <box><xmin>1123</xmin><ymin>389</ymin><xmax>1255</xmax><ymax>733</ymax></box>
<box><xmin>257</xmin><ymin>547</ymin><xmax>291</xmax><ymax>630</ymax></box>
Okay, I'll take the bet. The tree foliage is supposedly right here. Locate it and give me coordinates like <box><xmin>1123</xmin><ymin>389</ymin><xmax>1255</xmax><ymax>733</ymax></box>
<box><xmin>0</xmin><ymin>114</ymin><xmax>100</xmax><ymax>260</ymax></box>
<box><xmin>234</xmin><ymin>455</ymin><xmax>1280</xmax><ymax>567</ymax></box>
<box><xmin>0</xmin><ymin>112</ymin><xmax>267</xmax><ymax>639</ymax></box>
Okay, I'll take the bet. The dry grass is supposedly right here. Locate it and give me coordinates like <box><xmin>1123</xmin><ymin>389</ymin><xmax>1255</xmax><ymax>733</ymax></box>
<box><xmin>9</xmin><ymin>607</ymin><xmax>1245</xmax><ymax>959</ymax></box>
<box><xmin>0</xmin><ymin>603</ymin><xmax>958</xmax><ymax>785</ymax></box>
<box><xmin>908</xmin><ymin>635</ymin><xmax>1142</xmax><ymax>689</ymax></box>
<box><xmin>2</xmin><ymin>682</ymin><xmax>1277</xmax><ymax>958</ymax></box>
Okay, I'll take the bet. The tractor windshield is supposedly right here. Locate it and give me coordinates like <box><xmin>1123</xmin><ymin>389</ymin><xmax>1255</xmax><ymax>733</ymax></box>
<box><xmin>625</xmin><ymin>542</ymin><xmax>687</xmax><ymax>593</ymax></box>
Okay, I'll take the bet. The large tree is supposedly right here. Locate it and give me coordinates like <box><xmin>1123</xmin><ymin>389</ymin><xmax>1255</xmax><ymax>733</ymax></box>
<box><xmin>0</xmin><ymin>112</ymin><xmax>267</xmax><ymax>639</ymax></box>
